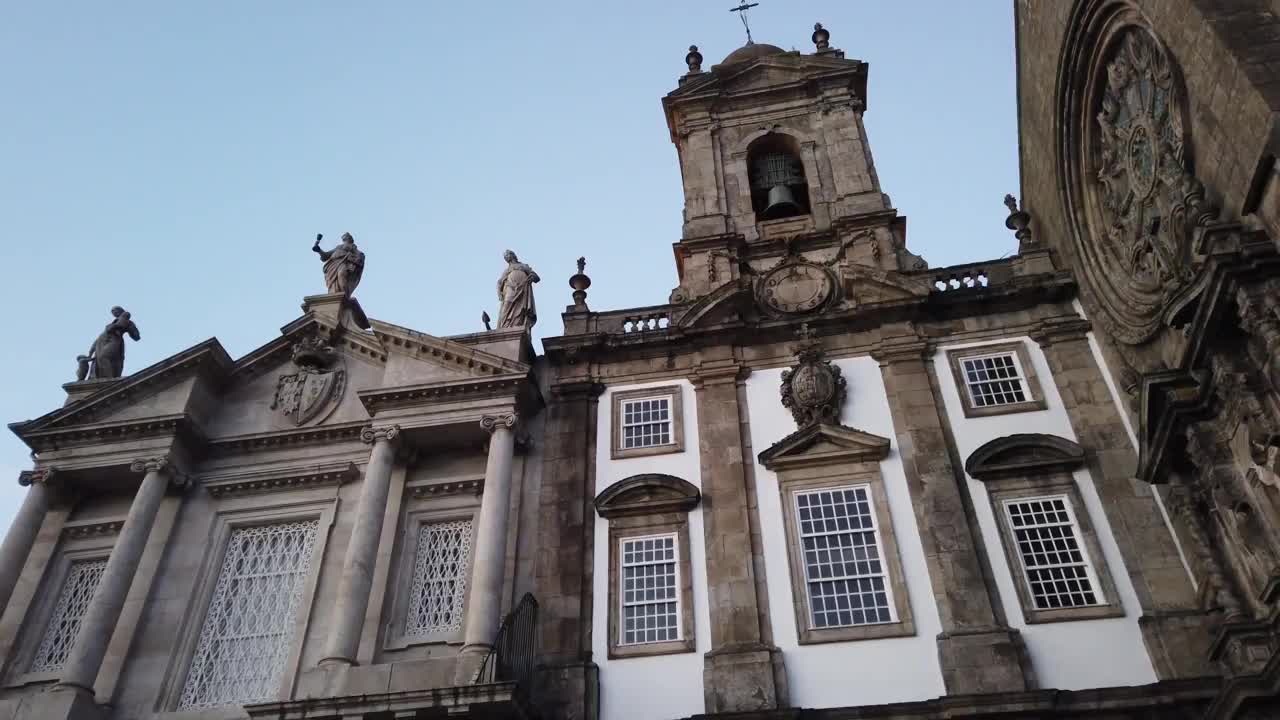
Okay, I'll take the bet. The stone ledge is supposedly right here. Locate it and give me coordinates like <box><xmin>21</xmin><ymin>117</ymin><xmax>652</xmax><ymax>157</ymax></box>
<box><xmin>246</xmin><ymin>680</ymin><xmax>534</xmax><ymax>719</ymax></box>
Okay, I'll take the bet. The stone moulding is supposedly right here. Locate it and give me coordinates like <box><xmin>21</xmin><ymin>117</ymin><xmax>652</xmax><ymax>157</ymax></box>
<box><xmin>964</xmin><ymin>434</ymin><xmax>1087</xmax><ymax>481</ymax></box>
<box><xmin>200</xmin><ymin>461</ymin><xmax>360</xmax><ymax>498</ymax></box>
<box><xmin>371</xmin><ymin>320</ymin><xmax>531</xmax><ymax>376</ymax></box>
<box><xmin>61</xmin><ymin>519</ymin><xmax>124</xmax><ymax>539</ymax></box>
<box><xmin>758</xmin><ymin>422</ymin><xmax>891</xmax><ymax>471</ymax></box>
<box><xmin>593</xmin><ymin>474</ymin><xmax>701</xmax><ymax>518</ymax></box>
<box><xmin>407</xmin><ymin>478</ymin><xmax>484</xmax><ymax>499</ymax></box>
<box><xmin>205</xmin><ymin>421</ymin><xmax>368</xmax><ymax>457</ymax></box>
<box><xmin>358</xmin><ymin>373</ymin><xmax>532</xmax><ymax>414</ymax></box>
<box><xmin>14</xmin><ymin>414</ymin><xmax>197</xmax><ymax>454</ymax></box>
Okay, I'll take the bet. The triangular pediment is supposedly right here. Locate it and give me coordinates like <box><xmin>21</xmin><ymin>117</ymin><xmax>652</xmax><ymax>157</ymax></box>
<box><xmin>964</xmin><ymin>434</ymin><xmax>1086</xmax><ymax>481</ymax></box>
<box><xmin>758</xmin><ymin>423</ymin><xmax>891</xmax><ymax>471</ymax></box>
<box><xmin>371</xmin><ymin>320</ymin><xmax>530</xmax><ymax>379</ymax></box>
<box><xmin>10</xmin><ymin>339</ymin><xmax>233</xmax><ymax>446</ymax></box>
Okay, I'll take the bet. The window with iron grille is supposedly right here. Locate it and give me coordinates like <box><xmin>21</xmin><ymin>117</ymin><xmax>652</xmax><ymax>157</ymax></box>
<box><xmin>619</xmin><ymin>534</ymin><xmax>680</xmax><ymax>645</ymax></box>
<box><xmin>621</xmin><ymin>396</ymin><xmax>672</xmax><ymax>450</ymax></box>
<box><xmin>1004</xmin><ymin>496</ymin><xmax>1103</xmax><ymax>610</ymax></box>
<box><xmin>178</xmin><ymin>519</ymin><xmax>319</xmax><ymax>710</ymax></box>
<box><xmin>29</xmin><ymin>558</ymin><xmax>107</xmax><ymax>673</ymax></box>
<box><xmin>405</xmin><ymin>519</ymin><xmax>473</xmax><ymax>637</ymax></box>
<box><xmin>795</xmin><ymin>486</ymin><xmax>894</xmax><ymax>629</ymax></box>
<box><xmin>961</xmin><ymin>353</ymin><xmax>1029</xmax><ymax>408</ymax></box>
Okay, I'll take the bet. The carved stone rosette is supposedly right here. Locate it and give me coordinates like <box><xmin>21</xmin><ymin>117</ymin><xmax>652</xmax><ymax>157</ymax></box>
<box><xmin>360</xmin><ymin>424</ymin><xmax>401</xmax><ymax>445</ymax></box>
<box><xmin>780</xmin><ymin>327</ymin><xmax>846</xmax><ymax>428</ymax></box>
<box><xmin>479</xmin><ymin>414</ymin><xmax>518</xmax><ymax>434</ymax></box>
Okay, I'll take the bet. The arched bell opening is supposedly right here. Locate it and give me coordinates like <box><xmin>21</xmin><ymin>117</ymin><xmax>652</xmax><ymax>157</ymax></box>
<box><xmin>748</xmin><ymin>133</ymin><xmax>811</xmax><ymax>221</ymax></box>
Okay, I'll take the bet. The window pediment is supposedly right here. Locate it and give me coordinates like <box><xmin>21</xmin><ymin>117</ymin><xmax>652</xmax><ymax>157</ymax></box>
<box><xmin>758</xmin><ymin>423</ymin><xmax>891</xmax><ymax>472</ymax></box>
<box><xmin>964</xmin><ymin>434</ymin><xmax>1086</xmax><ymax>481</ymax></box>
<box><xmin>594</xmin><ymin>474</ymin><xmax>700</xmax><ymax>519</ymax></box>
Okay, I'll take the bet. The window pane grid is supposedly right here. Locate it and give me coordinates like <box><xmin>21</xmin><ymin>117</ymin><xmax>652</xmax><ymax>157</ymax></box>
<box><xmin>620</xmin><ymin>535</ymin><xmax>680</xmax><ymax>645</ymax></box>
<box><xmin>795</xmin><ymin>487</ymin><xmax>894</xmax><ymax>629</ymax></box>
<box><xmin>406</xmin><ymin>519</ymin><xmax>473</xmax><ymax>636</ymax></box>
<box><xmin>962</xmin><ymin>353</ymin><xmax>1029</xmax><ymax>408</ymax></box>
<box><xmin>178</xmin><ymin>519</ymin><xmax>319</xmax><ymax>710</ymax></box>
<box><xmin>621</xmin><ymin>396</ymin><xmax>673</xmax><ymax>449</ymax></box>
<box><xmin>29</xmin><ymin>558</ymin><xmax>108</xmax><ymax>673</ymax></box>
<box><xmin>1005</xmin><ymin>497</ymin><xmax>1102</xmax><ymax>610</ymax></box>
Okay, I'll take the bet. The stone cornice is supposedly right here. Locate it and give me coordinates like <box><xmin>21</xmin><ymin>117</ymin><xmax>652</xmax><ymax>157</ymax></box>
<box><xmin>358</xmin><ymin>373</ymin><xmax>530</xmax><ymax>415</ymax></box>
<box><xmin>964</xmin><ymin>434</ymin><xmax>1087</xmax><ymax>481</ymax></box>
<box><xmin>370</xmin><ymin>320</ymin><xmax>530</xmax><ymax>377</ymax></box>
<box><xmin>594</xmin><ymin>474</ymin><xmax>701</xmax><ymax>519</ymax></box>
<box><xmin>9</xmin><ymin>340</ymin><xmax>232</xmax><ymax>437</ymax></box>
<box><xmin>1029</xmin><ymin>316</ymin><xmax>1093</xmax><ymax>348</ymax></box>
<box><xmin>200</xmin><ymin>461</ymin><xmax>359</xmax><ymax>498</ymax></box>
<box><xmin>206</xmin><ymin>421</ymin><xmax>368</xmax><ymax>457</ymax></box>
<box><xmin>61</xmin><ymin>519</ymin><xmax>124</xmax><ymax>540</ymax></box>
<box><xmin>13</xmin><ymin>414</ymin><xmax>200</xmax><ymax>454</ymax></box>
<box><xmin>407</xmin><ymin>478</ymin><xmax>483</xmax><ymax>499</ymax></box>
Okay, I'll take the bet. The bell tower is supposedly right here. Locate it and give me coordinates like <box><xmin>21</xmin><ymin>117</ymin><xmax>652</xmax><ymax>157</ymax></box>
<box><xmin>663</xmin><ymin>24</ymin><xmax>923</xmax><ymax>303</ymax></box>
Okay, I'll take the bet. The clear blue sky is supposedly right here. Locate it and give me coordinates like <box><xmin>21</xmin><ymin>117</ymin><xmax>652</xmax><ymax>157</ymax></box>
<box><xmin>0</xmin><ymin>1</ymin><xmax>1018</xmax><ymax>533</ymax></box>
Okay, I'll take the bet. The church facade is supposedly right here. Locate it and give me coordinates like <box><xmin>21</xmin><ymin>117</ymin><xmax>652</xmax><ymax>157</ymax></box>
<box><xmin>1</xmin><ymin>2</ymin><xmax>1278</xmax><ymax>719</ymax></box>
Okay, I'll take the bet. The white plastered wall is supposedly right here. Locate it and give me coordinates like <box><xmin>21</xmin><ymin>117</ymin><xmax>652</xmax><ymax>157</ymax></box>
<box><xmin>745</xmin><ymin>357</ymin><xmax>947</xmax><ymax>708</ymax></box>
<box><xmin>593</xmin><ymin>380</ymin><xmax>710</xmax><ymax>720</ymax></box>
<box><xmin>932</xmin><ymin>336</ymin><xmax>1157</xmax><ymax>690</ymax></box>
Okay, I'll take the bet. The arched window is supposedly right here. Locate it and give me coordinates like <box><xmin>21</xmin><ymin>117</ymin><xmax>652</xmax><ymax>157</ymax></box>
<box><xmin>747</xmin><ymin>133</ymin><xmax>811</xmax><ymax>220</ymax></box>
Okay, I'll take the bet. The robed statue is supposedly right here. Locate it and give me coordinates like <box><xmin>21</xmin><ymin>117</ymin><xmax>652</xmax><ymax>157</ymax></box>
<box><xmin>496</xmin><ymin>250</ymin><xmax>539</xmax><ymax>329</ymax></box>
<box><xmin>312</xmin><ymin>232</ymin><xmax>365</xmax><ymax>296</ymax></box>
<box><xmin>78</xmin><ymin>306</ymin><xmax>141</xmax><ymax>380</ymax></box>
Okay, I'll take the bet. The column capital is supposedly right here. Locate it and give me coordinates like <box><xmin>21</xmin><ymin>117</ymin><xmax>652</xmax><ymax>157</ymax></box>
<box><xmin>129</xmin><ymin>456</ymin><xmax>190</xmax><ymax>488</ymax></box>
<box><xmin>690</xmin><ymin>362</ymin><xmax>750</xmax><ymax>388</ymax></box>
<box><xmin>1030</xmin><ymin>316</ymin><xmax>1092</xmax><ymax>348</ymax></box>
<box><xmin>480</xmin><ymin>414</ymin><xmax>518</xmax><ymax>434</ymax></box>
<box><xmin>18</xmin><ymin>467</ymin><xmax>57</xmax><ymax>487</ymax></box>
<box><xmin>869</xmin><ymin>337</ymin><xmax>931</xmax><ymax>365</ymax></box>
<box><xmin>360</xmin><ymin>424</ymin><xmax>402</xmax><ymax>445</ymax></box>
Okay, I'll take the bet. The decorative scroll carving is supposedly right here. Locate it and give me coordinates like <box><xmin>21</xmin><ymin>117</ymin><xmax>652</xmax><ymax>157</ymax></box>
<box><xmin>1168</xmin><ymin>483</ymin><xmax>1245</xmax><ymax>619</ymax></box>
<box><xmin>360</xmin><ymin>424</ymin><xmax>401</xmax><ymax>445</ymax></box>
<box><xmin>780</xmin><ymin>325</ymin><xmax>846</xmax><ymax>427</ymax></box>
<box><xmin>480</xmin><ymin>414</ymin><xmax>518</xmax><ymax>434</ymax></box>
<box><xmin>130</xmin><ymin>456</ymin><xmax>189</xmax><ymax>488</ymax></box>
<box><xmin>271</xmin><ymin>336</ymin><xmax>346</xmax><ymax>427</ymax></box>
<box><xmin>18</xmin><ymin>468</ymin><xmax>57</xmax><ymax>487</ymax></box>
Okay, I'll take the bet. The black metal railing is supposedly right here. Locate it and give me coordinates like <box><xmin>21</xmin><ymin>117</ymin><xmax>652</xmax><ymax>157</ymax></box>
<box><xmin>474</xmin><ymin>593</ymin><xmax>539</xmax><ymax>690</ymax></box>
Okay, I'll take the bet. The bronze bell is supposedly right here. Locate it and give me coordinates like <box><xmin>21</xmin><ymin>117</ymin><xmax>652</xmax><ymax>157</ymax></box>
<box><xmin>763</xmin><ymin>184</ymin><xmax>802</xmax><ymax>219</ymax></box>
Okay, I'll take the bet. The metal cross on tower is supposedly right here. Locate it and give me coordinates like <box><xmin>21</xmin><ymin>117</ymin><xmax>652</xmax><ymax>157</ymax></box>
<box><xmin>730</xmin><ymin>1</ymin><xmax>760</xmax><ymax>44</ymax></box>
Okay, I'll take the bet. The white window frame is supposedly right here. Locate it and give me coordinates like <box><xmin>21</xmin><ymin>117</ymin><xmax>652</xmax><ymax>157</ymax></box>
<box><xmin>944</xmin><ymin>341</ymin><xmax>1048</xmax><ymax>418</ymax></box>
<box><xmin>793</xmin><ymin>484</ymin><xmax>898</xmax><ymax>631</ymax></box>
<box><xmin>1002</xmin><ymin>493</ymin><xmax>1106</xmax><ymax>611</ymax></box>
<box><xmin>620</xmin><ymin>396</ymin><xmax>674</xmax><ymax>450</ymax></box>
<box><xmin>960</xmin><ymin>351</ymin><xmax>1031</xmax><ymax>409</ymax></box>
<box><xmin>617</xmin><ymin>533</ymin><xmax>683</xmax><ymax>647</ymax></box>
<box><xmin>610</xmin><ymin>385</ymin><xmax>686</xmax><ymax>460</ymax></box>
<box><xmin>158</xmin><ymin>499</ymin><xmax>336</xmax><ymax>711</ymax></box>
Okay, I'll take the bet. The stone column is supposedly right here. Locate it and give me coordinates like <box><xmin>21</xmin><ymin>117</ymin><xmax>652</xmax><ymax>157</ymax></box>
<box><xmin>57</xmin><ymin>457</ymin><xmax>181</xmax><ymax>695</ymax></box>
<box><xmin>320</xmin><ymin>424</ymin><xmax>400</xmax><ymax>667</ymax></box>
<box><xmin>871</xmin><ymin>335</ymin><xmax>1033</xmax><ymax>695</ymax></box>
<box><xmin>1031</xmin><ymin>317</ymin><xmax>1211</xmax><ymax>678</ymax></box>
<box><xmin>692</xmin><ymin>361</ymin><xmax>786</xmax><ymax>714</ymax></box>
<box><xmin>0</xmin><ymin>469</ymin><xmax>57</xmax><ymax>616</ymax></box>
<box><xmin>456</xmin><ymin>413</ymin><xmax>518</xmax><ymax>682</ymax></box>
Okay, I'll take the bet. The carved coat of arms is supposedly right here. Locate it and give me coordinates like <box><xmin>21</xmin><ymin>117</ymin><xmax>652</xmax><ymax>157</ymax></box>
<box><xmin>780</xmin><ymin>325</ymin><xmax>846</xmax><ymax>427</ymax></box>
<box><xmin>271</xmin><ymin>337</ymin><xmax>346</xmax><ymax>426</ymax></box>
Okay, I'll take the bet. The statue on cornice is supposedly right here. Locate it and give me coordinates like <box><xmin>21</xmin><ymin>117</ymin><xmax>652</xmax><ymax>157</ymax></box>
<box><xmin>80</xmin><ymin>306</ymin><xmax>141</xmax><ymax>380</ymax></box>
<box><xmin>496</xmin><ymin>250</ymin><xmax>540</xmax><ymax>329</ymax></box>
<box><xmin>312</xmin><ymin>232</ymin><xmax>365</xmax><ymax>297</ymax></box>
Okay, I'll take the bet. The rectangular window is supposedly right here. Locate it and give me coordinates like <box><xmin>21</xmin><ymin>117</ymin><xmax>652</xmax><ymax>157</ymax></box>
<box><xmin>178</xmin><ymin>519</ymin><xmax>319</xmax><ymax>710</ymax></box>
<box><xmin>1004</xmin><ymin>496</ymin><xmax>1102</xmax><ymax>610</ymax></box>
<box><xmin>619</xmin><ymin>534</ymin><xmax>680</xmax><ymax>646</ymax></box>
<box><xmin>621</xmin><ymin>397</ymin><xmax>672</xmax><ymax>450</ymax></box>
<box><xmin>405</xmin><ymin>519</ymin><xmax>473</xmax><ymax>637</ymax></box>
<box><xmin>962</xmin><ymin>353</ymin><xmax>1028</xmax><ymax>408</ymax></box>
<box><xmin>795</xmin><ymin>486</ymin><xmax>894</xmax><ymax>629</ymax></box>
<box><xmin>29</xmin><ymin>558</ymin><xmax>107</xmax><ymax>673</ymax></box>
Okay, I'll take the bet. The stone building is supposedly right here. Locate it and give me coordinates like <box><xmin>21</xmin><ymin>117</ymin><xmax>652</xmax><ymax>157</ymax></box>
<box><xmin>1</xmin><ymin>3</ymin><xmax>1278</xmax><ymax>719</ymax></box>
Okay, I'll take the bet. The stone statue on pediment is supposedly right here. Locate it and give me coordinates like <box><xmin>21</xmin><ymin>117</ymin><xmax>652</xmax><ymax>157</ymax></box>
<box><xmin>496</xmin><ymin>250</ymin><xmax>539</xmax><ymax>329</ymax></box>
<box><xmin>81</xmin><ymin>306</ymin><xmax>140</xmax><ymax>380</ymax></box>
<box><xmin>312</xmin><ymin>232</ymin><xmax>365</xmax><ymax>296</ymax></box>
